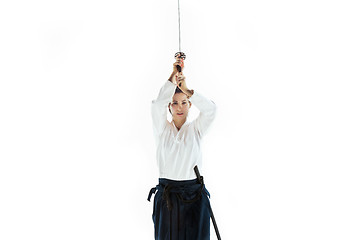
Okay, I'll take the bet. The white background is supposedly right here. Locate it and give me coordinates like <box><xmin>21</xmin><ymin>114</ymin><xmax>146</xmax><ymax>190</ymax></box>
<box><xmin>1</xmin><ymin>0</ymin><xmax>359</xmax><ymax>239</ymax></box>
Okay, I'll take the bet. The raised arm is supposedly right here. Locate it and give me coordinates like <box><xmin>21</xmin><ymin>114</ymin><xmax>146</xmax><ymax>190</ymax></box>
<box><xmin>151</xmin><ymin>80</ymin><xmax>177</xmax><ymax>136</ymax></box>
<box><xmin>151</xmin><ymin>60</ymin><xmax>182</xmax><ymax>136</ymax></box>
<box><xmin>191</xmin><ymin>91</ymin><xmax>217</xmax><ymax>138</ymax></box>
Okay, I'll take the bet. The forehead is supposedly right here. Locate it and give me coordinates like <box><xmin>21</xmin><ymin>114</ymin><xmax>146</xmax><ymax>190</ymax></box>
<box><xmin>172</xmin><ymin>93</ymin><xmax>188</xmax><ymax>102</ymax></box>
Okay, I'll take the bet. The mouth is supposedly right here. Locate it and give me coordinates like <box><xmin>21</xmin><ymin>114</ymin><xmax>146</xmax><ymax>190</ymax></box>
<box><xmin>176</xmin><ymin>113</ymin><xmax>184</xmax><ymax>116</ymax></box>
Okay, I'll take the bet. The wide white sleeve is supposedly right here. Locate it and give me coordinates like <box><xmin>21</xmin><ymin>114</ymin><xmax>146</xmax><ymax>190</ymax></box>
<box><xmin>190</xmin><ymin>91</ymin><xmax>217</xmax><ymax>138</ymax></box>
<box><xmin>151</xmin><ymin>81</ymin><xmax>177</xmax><ymax>136</ymax></box>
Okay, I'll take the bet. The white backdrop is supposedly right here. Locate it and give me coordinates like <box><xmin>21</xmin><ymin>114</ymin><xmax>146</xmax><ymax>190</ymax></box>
<box><xmin>1</xmin><ymin>0</ymin><xmax>359</xmax><ymax>239</ymax></box>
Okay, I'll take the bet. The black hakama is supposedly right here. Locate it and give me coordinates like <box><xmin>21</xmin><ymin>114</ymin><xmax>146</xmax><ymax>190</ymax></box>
<box><xmin>148</xmin><ymin>178</ymin><xmax>212</xmax><ymax>240</ymax></box>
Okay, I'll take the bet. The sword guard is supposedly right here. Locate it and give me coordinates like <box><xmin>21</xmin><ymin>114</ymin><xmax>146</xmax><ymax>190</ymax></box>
<box><xmin>174</xmin><ymin>52</ymin><xmax>186</xmax><ymax>73</ymax></box>
<box><xmin>174</xmin><ymin>52</ymin><xmax>186</xmax><ymax>60</ymax></box>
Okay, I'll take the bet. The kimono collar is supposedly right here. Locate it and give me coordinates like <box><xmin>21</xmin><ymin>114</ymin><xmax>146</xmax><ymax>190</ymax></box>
<box><xmin>171</xmin><ymin>118</ymin><xmax>190</xmax><ymax>130</ymax></box>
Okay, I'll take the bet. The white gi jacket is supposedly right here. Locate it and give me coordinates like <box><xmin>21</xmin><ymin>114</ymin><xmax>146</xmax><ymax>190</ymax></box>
<box><xmin>151</xmin><ymin>80</ymin><xmax>216</xmax><ymax>180</ymax></box>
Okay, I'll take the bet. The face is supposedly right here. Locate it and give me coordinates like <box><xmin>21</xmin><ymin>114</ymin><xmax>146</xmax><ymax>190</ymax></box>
<box><xmin>169</xmin><ymin>93</ymin><xmax>191</xmax><ymax>120</ymax></box>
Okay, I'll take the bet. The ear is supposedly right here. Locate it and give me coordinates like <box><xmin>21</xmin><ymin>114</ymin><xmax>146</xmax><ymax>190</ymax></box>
<box><xmin>189</xmin><ymin>101</ymin><xmax>192</xmax><ymax>108</ymax></box>
<box><xmin>168</xmin><ymin>103</ymin><xmax>172</xmax><ymax>114</ymax></box>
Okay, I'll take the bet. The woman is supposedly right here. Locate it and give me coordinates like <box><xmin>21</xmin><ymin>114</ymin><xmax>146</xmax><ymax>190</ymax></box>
<box><xmin>148</xmin><ymin>56</ymin><xmax>217</xmax><ymax>240</ymax></box>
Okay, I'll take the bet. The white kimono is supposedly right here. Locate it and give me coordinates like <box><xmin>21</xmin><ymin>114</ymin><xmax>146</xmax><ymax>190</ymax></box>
<box><xmin>151</xmin><ymin>81</ymin><xmax>217</xmax><ymax>180</ymax></box>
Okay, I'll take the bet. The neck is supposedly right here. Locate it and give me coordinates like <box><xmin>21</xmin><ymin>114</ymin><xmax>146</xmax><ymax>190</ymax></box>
<box><xmin>173</xmin><ymin>118</ymin><xmax>186</xmax><ymax>130</ymax></box>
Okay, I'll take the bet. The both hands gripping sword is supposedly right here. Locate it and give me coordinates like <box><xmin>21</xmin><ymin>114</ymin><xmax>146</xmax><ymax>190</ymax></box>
<box><xmin>194</xmin><ymin>165</ymin><xmax>222</xmax><ymax>240</ymax></box>
<box><xmin>174</xmin><ymin>52</ymin><xmax>186</xmax><ymax>87</ymax></box>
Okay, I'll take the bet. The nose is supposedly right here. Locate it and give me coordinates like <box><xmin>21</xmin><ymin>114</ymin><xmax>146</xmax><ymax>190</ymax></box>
<box><xmin>175</xmin><ymin>105</ymin><xmax>182</xmax><ymax>112</ymax></box>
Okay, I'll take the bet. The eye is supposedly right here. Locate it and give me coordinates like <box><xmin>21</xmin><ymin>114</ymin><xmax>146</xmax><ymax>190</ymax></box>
<box><xmin>182</xmin><ymin>102</ymin><xmax>187</xmax><ymax>105</ymax></box>
<box><xmin>172</xmin><ymin>102</ymin><xmax>178</xmax><ymax>105</ymax></box>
